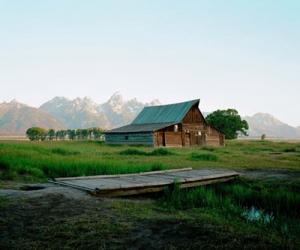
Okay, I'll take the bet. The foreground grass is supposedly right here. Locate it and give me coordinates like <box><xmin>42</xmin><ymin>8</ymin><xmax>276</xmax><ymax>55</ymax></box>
<box><xmin>0</xmin><ymin>140</ymin><xmax>300</xmax><ymax>182</ymax></box>
<box><xmin>0</xmin><ymin>139</ymin><xmax>299</xmax><ymax>249</ymax></box>
<box><xmin>158</xmin><ymin>178</ymin><xmax>300</xmax><ymax>248</ymax></box>
<box><xmin>1</xmin><ymin>178</ymin><xmax>299</xmax><ymax>249</ymax></box>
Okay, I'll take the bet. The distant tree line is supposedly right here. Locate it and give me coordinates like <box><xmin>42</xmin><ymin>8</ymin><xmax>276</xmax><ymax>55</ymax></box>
<box><xmin>26</xmin><ymin>127</ymin><xmax>105</xmax><ymax>141</ymax></box>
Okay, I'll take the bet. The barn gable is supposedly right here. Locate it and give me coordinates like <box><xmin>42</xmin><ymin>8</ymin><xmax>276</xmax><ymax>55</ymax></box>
<box><xmin>132</xmin><ymin>99</ymin><xmax>200</xmax><ymax>125</ymax></box>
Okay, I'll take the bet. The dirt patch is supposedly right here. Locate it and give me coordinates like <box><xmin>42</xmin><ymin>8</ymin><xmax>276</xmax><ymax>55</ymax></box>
<box><xmin>0</xmin><ymin>183</ymin><xmax>91</xmax><ymax>200</ymax></box>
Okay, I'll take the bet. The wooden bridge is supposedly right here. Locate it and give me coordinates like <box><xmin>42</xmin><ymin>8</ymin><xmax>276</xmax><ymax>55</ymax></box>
<box><xmin>50</xmin><ymin>168</ymin><xmax>239</xmax><ymax>197</ymax></box>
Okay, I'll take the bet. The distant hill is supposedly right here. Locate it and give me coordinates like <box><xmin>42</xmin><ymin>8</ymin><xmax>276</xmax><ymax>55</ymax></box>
<box><xmin>1</xmin><ymin>95</ymin><xmax>300</xmax><ymax>138</ymax></box>
<box><xmin>39</xmin><ymin>97</ymin><xmax>110</xmax><ymax>129</ymax></box>
<box><xmin>99</xmin><ymin>92</ymin><xmax>160</xmax><ymax>128</ymax></box>
<box><xmin>244</xmin><ymin>113</ymin><xmax>300</xmax><ymax>139</ymax></box>
<box><xmin>39</xmin><ymin>92</ymin><xmax>160</xmax><ymax>129</ymax></box>
<box><xmin>0</xmin><ymin>100</ymin><xmax>65</xmax><ymax>135</ymax></box>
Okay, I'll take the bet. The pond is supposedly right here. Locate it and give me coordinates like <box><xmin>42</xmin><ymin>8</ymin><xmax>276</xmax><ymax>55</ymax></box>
<box><xmin>242</xmin><ymin>206</ymin><xmax>274</xmax><ymax>224</ymax></box>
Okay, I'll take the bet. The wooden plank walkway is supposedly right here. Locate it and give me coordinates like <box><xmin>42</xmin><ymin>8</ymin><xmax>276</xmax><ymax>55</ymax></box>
<box><xmin>50</xmin><ymin>168</ymin><xmax>239</xmax><ymax>197</ymax></box>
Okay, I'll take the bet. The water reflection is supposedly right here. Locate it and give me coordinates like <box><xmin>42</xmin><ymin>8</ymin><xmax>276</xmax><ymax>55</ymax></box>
<box><xmin>242</xmin><ymin>206</ymin><xmax>274</xmax><ymax>224</ymax></box>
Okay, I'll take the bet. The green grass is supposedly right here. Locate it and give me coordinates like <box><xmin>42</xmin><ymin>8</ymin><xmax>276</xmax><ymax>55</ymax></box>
<box><xmin>0</xmin><ymin>140</ymin><xmax>300</xmax><ymax>249</ymax></box>
<box><xmin>189</xmin><ymin>152</ymin><xmax>218</xmax><ymax>161</ymax></box>
<box><xmin>159</xmin><ymin>179</ymin><xmax>300</xmax><ymax>248</ymax></box>
<box><xmin>119</xmin><ymin>148</ymin><xmax>147</xmax><ymax>156</ymax></box>
<box><xmin>119</xmin><ymin>147</ymin><xmax>174</xmax><ymax>156</ymax></box>
<box><xmin>0</xmin><ymin>139</ymin><xmax>299</xmax><ymax>182</ymax></box>
<box><xmin>162</xmin><ymin>178</ymin><xmax>300</xmax><ymax>217</ymax></box>
<box><xmin>51</xmin><ymin>147</ymin><xmax>80</xmax><ymax>156</ymax></box>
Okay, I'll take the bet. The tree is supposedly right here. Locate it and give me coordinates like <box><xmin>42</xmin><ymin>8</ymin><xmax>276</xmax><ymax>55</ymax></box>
<box><xmin>48</xmin><ymin>129</ymin><xmax>56</xmax><ymax>140</ymax></box>
<box><xmin>56</xmin><ymin>130</ymin><xmax>67</xmax><ymax>140</ymax></box>
<box><xmin>76</xmin><ymin>129</ymin><xmax>82</xmax><ymax>140</ymax></box>
<box><xmin>81</xmin><ymin>129</ymin><xmax>89</xmax><ymax>140</ymax></box>
<box><xmin>92</xmin><ymin>127</ymin><xmax>104</xmax><ymax>140</ymax></box>
<box><xmin>26</xmin><ymin>127</ymin><xmax>48</xmax><ymax>141</ymax></box>
<box><xmin>206</xmin><ymin>109</ymin><xmax>249</xmax><ymax>139</ymax></box>
<box><xmin>67</xmin><ymin>129</ymin><xmax>76</xmax><ymax>140</ymax></box>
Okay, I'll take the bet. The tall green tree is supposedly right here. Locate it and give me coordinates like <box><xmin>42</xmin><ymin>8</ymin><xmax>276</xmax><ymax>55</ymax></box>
<box><xmin>92</xmin><ymin>127</ymin><xmax>104</xmax><ymax>140</ymax></box>
<box><xmin>81</xmin><ymin>129</ymin><xmax>89</xmax><ymax>140</ymax></box>
<box><xmin>48</xmin><ymin>129</ymin><xmax>56</xmax><ymax>140</ymax></box>
<box><xmin>206</xmin><ymin>109</ymin><xmax>248</xmax><ymax>139</ymax></box>
<box><xmin>67</xmin><ymin>129</ymin><xmax>76</xmax><ymax>140</ymax></box>
<box><xmin>26</xmin><ymin>127</ymin><xmax>48</xmax><ymax>141</ymax></box>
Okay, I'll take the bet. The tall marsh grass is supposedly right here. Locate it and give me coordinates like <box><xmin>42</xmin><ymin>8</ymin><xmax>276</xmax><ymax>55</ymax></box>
<box><xmin>162</xmin><ymin>179</ymin><xmax>300</xmax><ymax>218</ymax></box>
<box><xmin>0</xmin><ymin>142</ymin><xmax>167</xmax><ymax>180</ymax></box>
<box><xmin>1</xmin><ymin>140</ymin><xmax>300</xmax><ymax>182</ymax></box>
<box><xmin>162</xmin><ymin>182</ymin><xmax>233</xmax><ymax>210</ymax></box>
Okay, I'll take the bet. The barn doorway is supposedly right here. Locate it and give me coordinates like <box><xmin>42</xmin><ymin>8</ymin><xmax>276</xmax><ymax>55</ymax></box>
<box><xmin>185</xmin><ymin>132</ymin><xmax>191</xmax><ymax>146</ymax></box>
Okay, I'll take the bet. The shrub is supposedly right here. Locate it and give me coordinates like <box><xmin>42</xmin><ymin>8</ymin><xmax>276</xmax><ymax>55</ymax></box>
<box><xmin>189</xmin><ymin>152</ymin><xmax>218</xmax><ymax>161</ymax></box>
<box><xmin>1</xmin><ymin>170</ymin><xmax>17</xmax><ymax>180</ymax></box>
<box><xmin>119</xmin><ymin>149</ymin><xmax>147</xmax><ymax>156</ymax></box>
<box><xmin>151</xmin><ymin>163</ymin><xmax>164</xmax><ymax>171</ymax></box>
<box><xmin>283</xmin><ymin>148</ymin><xmax>296</xmax><ymax>153</ymax></box>
<box><xmin>149</xmin><ymin>148</ymin><xmax>174</xmax><ymax>156</ymax></box>
<box><xmin>120</xmin><ymin>148</ymin><xmax>174</xmax><ymax>156</ymax></box>
<box><xmin>51</xmin><ymin>148</ymin><xmax>80</xmax><ymax>156</ymax></box>
<box><xmin>0</xmin><ymin>160</ymin><xmax>9</xmax><ymax>170</ymax></box>
<box><xmin>201</xmin><ymin>147</ymin><xmax>215</xmax><ymax>152</ymax></box>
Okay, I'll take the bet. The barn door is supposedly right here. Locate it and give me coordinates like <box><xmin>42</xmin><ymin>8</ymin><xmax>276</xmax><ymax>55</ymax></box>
<box><xmin>185</xmin><ymin>132</ymin><xmax>191</xmax><ymax>146</ymax></box>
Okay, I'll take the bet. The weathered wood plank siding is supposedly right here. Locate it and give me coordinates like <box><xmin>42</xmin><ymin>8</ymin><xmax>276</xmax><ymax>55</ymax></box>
<box><xmin>165</xmin><ymin>132</ymin><xmax>182</xmax><ymax>147</ymax></box>
<box><xmin>206</xmin><ymin>125</ymin><xmax>223</xmax><ymax>146</ymax></box>
<box><xmin>105</xmin><ymin>132</ymin><xmax>154</xmax><ymax>145</ymax></box>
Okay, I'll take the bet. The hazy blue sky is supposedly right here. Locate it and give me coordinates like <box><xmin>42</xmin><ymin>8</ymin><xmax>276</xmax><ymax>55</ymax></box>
<box><xmin>0</xmin><ymin>1</ymin><xmax>299</xmax><ymax>126</ymax></box>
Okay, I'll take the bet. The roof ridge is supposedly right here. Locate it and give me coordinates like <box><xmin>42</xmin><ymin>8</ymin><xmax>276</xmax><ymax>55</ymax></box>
<box><xmin>144</xmin><ymin>99</ymin><xmax>200</xmax><ymax>108</ymax></box>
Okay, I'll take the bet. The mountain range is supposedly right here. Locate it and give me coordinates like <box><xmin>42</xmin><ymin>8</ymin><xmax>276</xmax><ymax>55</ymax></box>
<box><xmin>244</xmin><ymin>113</ymin><xmax>300</xmax><ymax>139</ymax></box>
<box><xmin>0</xmin><ymin>93</ymin><xmax>299</xmax><ymax>139</ymax></box>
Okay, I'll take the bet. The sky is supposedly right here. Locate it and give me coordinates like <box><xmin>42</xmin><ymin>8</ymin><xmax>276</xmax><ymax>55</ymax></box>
<box><xmin>0</xmin><ymin>0</ymin><xmax>299</xmax><ymax>126</ymax></box>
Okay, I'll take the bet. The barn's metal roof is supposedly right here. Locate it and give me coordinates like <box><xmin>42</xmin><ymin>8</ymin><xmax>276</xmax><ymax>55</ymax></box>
<box><xmin>106</xmin><ymin>122</ymin><xmax>175</xmax><ymax>134</ymax></box>
<box><xmin>131</xmin><ymin>99</ymin><xmax>200</xmax><ymax>125</ymax></box>
<box><xmin>105</xmin><ymin>99</ymin><xmax>200</xmax><ymax>134</ymax></box>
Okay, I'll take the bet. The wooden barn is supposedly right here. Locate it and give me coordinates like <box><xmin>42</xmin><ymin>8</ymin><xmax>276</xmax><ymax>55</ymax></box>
<box><xmin>105</xmin><ymin>99</ymin><xmax>225</xmax><ymax>147</ymax></box>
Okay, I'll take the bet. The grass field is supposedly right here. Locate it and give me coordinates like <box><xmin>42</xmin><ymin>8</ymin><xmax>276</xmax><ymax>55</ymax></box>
<box><xmin>0</xmin><ymin>139</ymin><xmax>300</xmax><ymax>183</ymax></box>
<box><xmin>0</xmin><ymin>140</ymin><xmax>300</xmax><ymax>249</ymax></box>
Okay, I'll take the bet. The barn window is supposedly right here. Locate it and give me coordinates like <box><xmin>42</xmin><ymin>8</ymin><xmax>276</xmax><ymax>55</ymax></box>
<box><xmin>174</xmin><ymin>125</ymin><xmax>178</xmax><ymax>132</ymax></box>
<box><xmin>198</xmin><ymin>131</ymin><xmax>201</xmax><ymax>136</ymax></box>
<box><xmin>125</xmin><ymin>136</ymin><xmax>129</xmax><ymax>140</ymax></box>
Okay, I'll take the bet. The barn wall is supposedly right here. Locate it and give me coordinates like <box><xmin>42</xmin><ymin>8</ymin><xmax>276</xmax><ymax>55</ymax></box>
<box><xmin>165</xmin><ymin>132</ymin><xmax>182</xmax><ymax>147</ymax></box>
<box><xmin>154</xmin><ymin>131</ymin><xmax>183</xmax><ymax>147</ymax></box>
<box><xmin>206</xmin><ymin>126</ymin><xmax>224</xmax><ymax>147</ymax></box>
<box><xmin>105</xmin><ymin>132</ymin><xmax>154</xmax><ymax>145</ymax></box>
<box><xmin>182</xmin><ymin>105</ymin><xmax>206</xmax><ymax>124</ymax></box>
<box><xmin>182</xmin><ymin>106</ymin><xmax>207</xmax><ymax>146</ymax></box>
<box><xmin>182</xmin><ymin>107</ymin><xmax>224</xmax><ymax>147</ymax></box>
<box><xmin>154</xmin><ymin>132</ymin><xmax>164</xmax><ymax>147</ymax></box>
